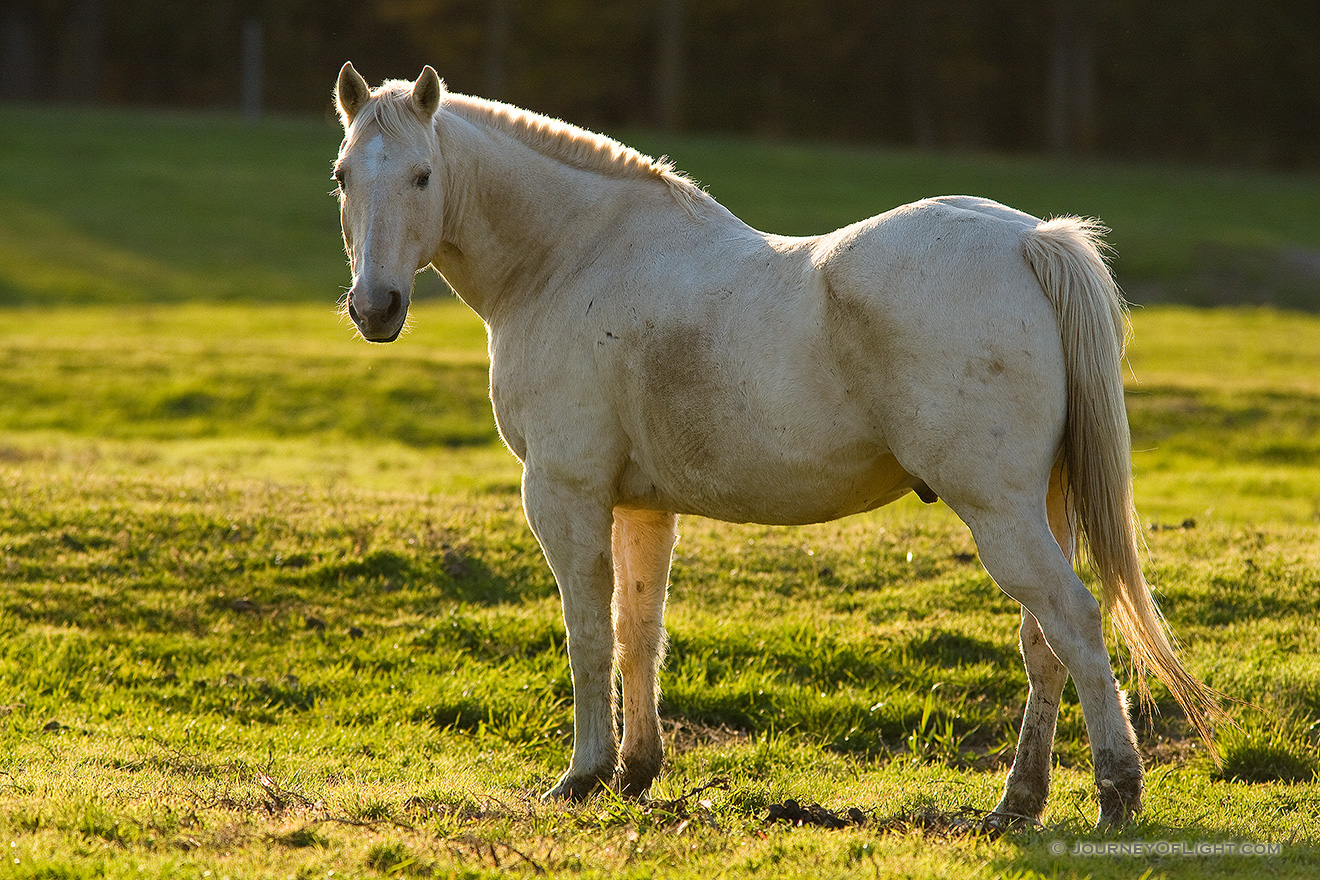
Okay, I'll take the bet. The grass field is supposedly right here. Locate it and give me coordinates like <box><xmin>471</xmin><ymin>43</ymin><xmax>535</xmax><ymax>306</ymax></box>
<box><xmin>1</xmin><ymin>104</ymin><xmax>1319</xmax><ymax>878</ymax></box>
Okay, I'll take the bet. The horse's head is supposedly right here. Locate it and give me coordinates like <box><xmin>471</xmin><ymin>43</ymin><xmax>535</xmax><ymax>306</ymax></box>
<box><xmin>333</xmin><ymin>63</ymin><xmax>445</xmax><ymax>342</ymax></box>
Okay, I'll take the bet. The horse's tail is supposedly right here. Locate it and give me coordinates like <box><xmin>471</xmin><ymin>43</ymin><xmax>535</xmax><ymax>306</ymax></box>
<box><xmin>1023</xmin><ymin>216</ymin><xmax>1224</xmax><ymax>751</ymax></box>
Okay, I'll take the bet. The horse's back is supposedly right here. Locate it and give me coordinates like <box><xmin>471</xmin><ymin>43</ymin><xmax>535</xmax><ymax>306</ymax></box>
<box><xmin>815</xmin><ymin>195</ymin><xmax>1040</xmax><ymax>289</ymax></box>
<box><xmin>815</xmin><ymin>195</ymin><xmax>1060</xmax><ymax>362</ymax></box>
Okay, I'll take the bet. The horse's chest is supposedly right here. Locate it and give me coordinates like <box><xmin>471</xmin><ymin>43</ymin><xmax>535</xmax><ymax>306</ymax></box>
<box><xmin>486</xmin><ymin>328</ymin><xmax>616</xmax><ymax>465</ymax></box>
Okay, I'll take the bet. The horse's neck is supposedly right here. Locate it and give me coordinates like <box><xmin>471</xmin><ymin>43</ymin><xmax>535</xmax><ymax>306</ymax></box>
<box><xmin>433</xmin><ymin>112</ymin><xmax>681</xmax><ymax>322</ymax></box>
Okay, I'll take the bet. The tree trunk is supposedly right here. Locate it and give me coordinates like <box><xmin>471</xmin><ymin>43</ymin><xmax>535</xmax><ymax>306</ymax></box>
<box><xmin>54</xmin><ymin>0</ymin><xmax>105</xmax><ymax>102</ymax></box>
<box><xmin>1048</xmin><ymin>0</ymin><xmax>1096</xmax><ymax>156</ymax></box>
<box><xmin>242</xmin><ymin>19</ymin><xmax>263</xmax><ymax>121</ymax></box>
<box><xmin>655</xmin><ymin>0</ymin><xmax>684</xmax><ymax>130</ymax></box>
<box><xmin>897</xmin><ymin>0</ymin><xmax>936</xmax><ymax>148</ymax></box>
<box><xmin>484</xmin><ymin>0</ymin><xmax>514</xmax><ymax>98</ymax></box>
<box><xmin>0</xmin><ymin>1</ymin><xmax>39</xmax><ymax>100</ymax></box>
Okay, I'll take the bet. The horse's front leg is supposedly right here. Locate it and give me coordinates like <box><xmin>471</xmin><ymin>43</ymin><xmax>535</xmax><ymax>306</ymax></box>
<box><xmin>523</xmin><ymin>467</ymin><xmax>618</xmax><ymax>800</ymax></box>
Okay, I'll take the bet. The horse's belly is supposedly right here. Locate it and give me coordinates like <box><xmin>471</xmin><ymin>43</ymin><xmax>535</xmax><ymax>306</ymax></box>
<box><xmin>616</xmin><ymin>445</ymin><xmax>916</xmax><ymax>525</ymax></box>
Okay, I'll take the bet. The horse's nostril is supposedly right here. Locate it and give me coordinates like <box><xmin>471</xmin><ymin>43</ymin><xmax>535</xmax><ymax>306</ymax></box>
<box><xmin>386</xmin><ymin>290</ymin><xmax>403</xmax><ymax>320</ymax></box>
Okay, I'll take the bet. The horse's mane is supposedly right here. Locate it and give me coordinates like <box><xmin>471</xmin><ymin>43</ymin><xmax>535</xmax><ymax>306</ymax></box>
<box><xmin>353</xmin><ymin>80</ymin><xmax>708</xmax><ymax>215</ymax></box>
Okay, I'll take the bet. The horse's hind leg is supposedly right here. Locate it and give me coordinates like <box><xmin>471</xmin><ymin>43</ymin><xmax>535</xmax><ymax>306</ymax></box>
<box><xmin>964</xmin><ymin>494</ymin><xmax>1142</xmax><ymax>827</ymax></box>
<box><xmin>611</xmin><ymin>507</ymin><xmax>678</xmax><ymax>796</ymax></box>
<box><xmin>989</xmin><ymin>609</ymin><xmax>1067</xmax><ymax>827</ymax></box>
<box><xmin>989</xmin><ymin>459</ymin><xmax>1072</xmax><ymax>825</ymax></box>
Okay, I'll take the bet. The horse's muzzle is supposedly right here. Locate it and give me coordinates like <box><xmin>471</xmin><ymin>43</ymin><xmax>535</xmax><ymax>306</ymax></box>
<box><xmin>348</xmin><ymin>286</ymin><xmax>408</xmax><ymax>343</ymax></box>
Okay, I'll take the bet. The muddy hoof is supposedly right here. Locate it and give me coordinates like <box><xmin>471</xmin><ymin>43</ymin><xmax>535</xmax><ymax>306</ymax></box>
<box><xmin>981</xmin><ymin>810</ymin><xmax>1037</xmax><ymax>834</ymax></box>
<box><xmin>616</xmin><ymin>757</ymin><xmax>662</xmax><ymax>799</ymax></box>
<box><xmin>616</xmin><ymin>773</ymin><xmax>653</xmax><ymax>799</ymax></box>
<box><xmin>1095</xmin><ymin>777</ymin><xmax>1141</xmax><ymax>828</ymax></box>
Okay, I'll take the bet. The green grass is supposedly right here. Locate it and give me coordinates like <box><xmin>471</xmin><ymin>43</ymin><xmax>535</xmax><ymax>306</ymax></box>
<box><xmin>0</xmin><ymin>302</ymin><xmax>1318</xmax><ymax>878</ymax></box>
<box><xmin>2</xmin><ymin>103</ymin><xmax>1320</xmax><ymax>876</ymax></box>
<box><xmin>0</xmin><ymin>107</ymin><xmax>344</xmax><ymax>304</ymax></box>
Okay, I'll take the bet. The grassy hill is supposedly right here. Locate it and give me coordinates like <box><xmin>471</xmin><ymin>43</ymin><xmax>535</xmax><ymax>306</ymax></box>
<box><xmin>2</xmin><ymin>103</ymin><xmax>1319</xmax><ymax>307</ymax></box>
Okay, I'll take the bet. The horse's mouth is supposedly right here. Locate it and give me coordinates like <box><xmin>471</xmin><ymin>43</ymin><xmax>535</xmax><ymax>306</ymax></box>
<box><xmin>348</xmin><ymin>301</ymin><xmax>406</xmax><ymax>343</ymax></box>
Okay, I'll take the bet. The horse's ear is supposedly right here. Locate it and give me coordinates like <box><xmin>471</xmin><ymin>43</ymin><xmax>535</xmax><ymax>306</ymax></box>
<box><xmin>336</xmin><ymin>62</ymin><xmax>371</xmax><ymax>126</ymax></box>
<box><xmin>411</xmin><ymin>66</ymin><xmax>444</xmax><ymax>120</ymax></box>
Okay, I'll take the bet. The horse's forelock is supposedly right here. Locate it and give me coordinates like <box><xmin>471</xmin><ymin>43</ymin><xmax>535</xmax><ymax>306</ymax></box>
<box><xmin>344</xmin><ymin>80</ymin><xmax>444</xmax><ymax>150</ymax></box>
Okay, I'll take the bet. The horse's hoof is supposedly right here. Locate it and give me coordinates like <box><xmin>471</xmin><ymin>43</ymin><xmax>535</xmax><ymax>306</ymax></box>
<box><xmin>1095</xmin><ymin>777</ymin><xmax>1141</xmax><ymax>828</ymax></box>
<box><xmin>615</xmin><ymin>771</ymin><xmax>654</xmax><ymax>800</ymax></box>
<box><xmin>982</xmin><ymin>805</ymin><xmax>1047</xmax><ymax>836</ymax></box>
<box><xmin>1095</xmin><ymin>806</ymin><xmax>1138</xmax><ymax>830</ymax></box>
<box><xmin>543</xmin><ymin>773</ymin><xmax>606</xmax><ymax>802</ymax></box>
<box><xmin>981</xmin><ymin>810</ymin><xmax>1034</xmax><ymax>834</ymax></box>
<box><xmin>616</xmin><ymin>755</ymin><xmax>662</xmax><ymax>799</ymax></box>
<box><xmin>988</xmin><ymin>790</ymin><xmax>1047</xmax><ymax>829</ymax></box>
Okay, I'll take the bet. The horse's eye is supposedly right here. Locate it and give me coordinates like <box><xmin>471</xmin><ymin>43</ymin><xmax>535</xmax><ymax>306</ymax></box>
<box><xmin>415</xmin><ymin>169</ymin><xmax>431</xmax><ymax>189</ymax></box>
<box><xmin>332</xmin><ymin>169</ymin><xmax>347</xmax><ymax>192</ymax></box>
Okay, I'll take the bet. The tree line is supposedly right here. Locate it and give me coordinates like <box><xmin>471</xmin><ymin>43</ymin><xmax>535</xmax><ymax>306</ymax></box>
<box><xmin>4</xmin><ymin>0</ymin><xmax>1318</xmax><ymax>170</ymax></box>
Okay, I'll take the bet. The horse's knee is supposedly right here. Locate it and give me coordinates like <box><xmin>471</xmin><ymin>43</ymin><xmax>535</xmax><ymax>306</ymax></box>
<box><xmin>1020</xmin><ymin>612</ymin><xmax>1066</xmax><ymax>682</ymax></box>
<box><xmin>614</xmin><ymin>590</ymin><xmax>667</xmax><ymax>658</ymax></box>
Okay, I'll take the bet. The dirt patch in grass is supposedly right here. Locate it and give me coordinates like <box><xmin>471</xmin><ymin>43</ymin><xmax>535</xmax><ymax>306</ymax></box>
<box><xmin>664</xmin><ymin>718</ymin><xmax>751</xmax><ymax>753</ymax></box>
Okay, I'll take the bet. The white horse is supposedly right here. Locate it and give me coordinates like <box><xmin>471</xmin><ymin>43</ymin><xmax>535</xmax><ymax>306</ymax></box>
<box><xmin>331</xmin><ymin>63</ymin><xmax>1221</xmax><ymax>826</ymax></box>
